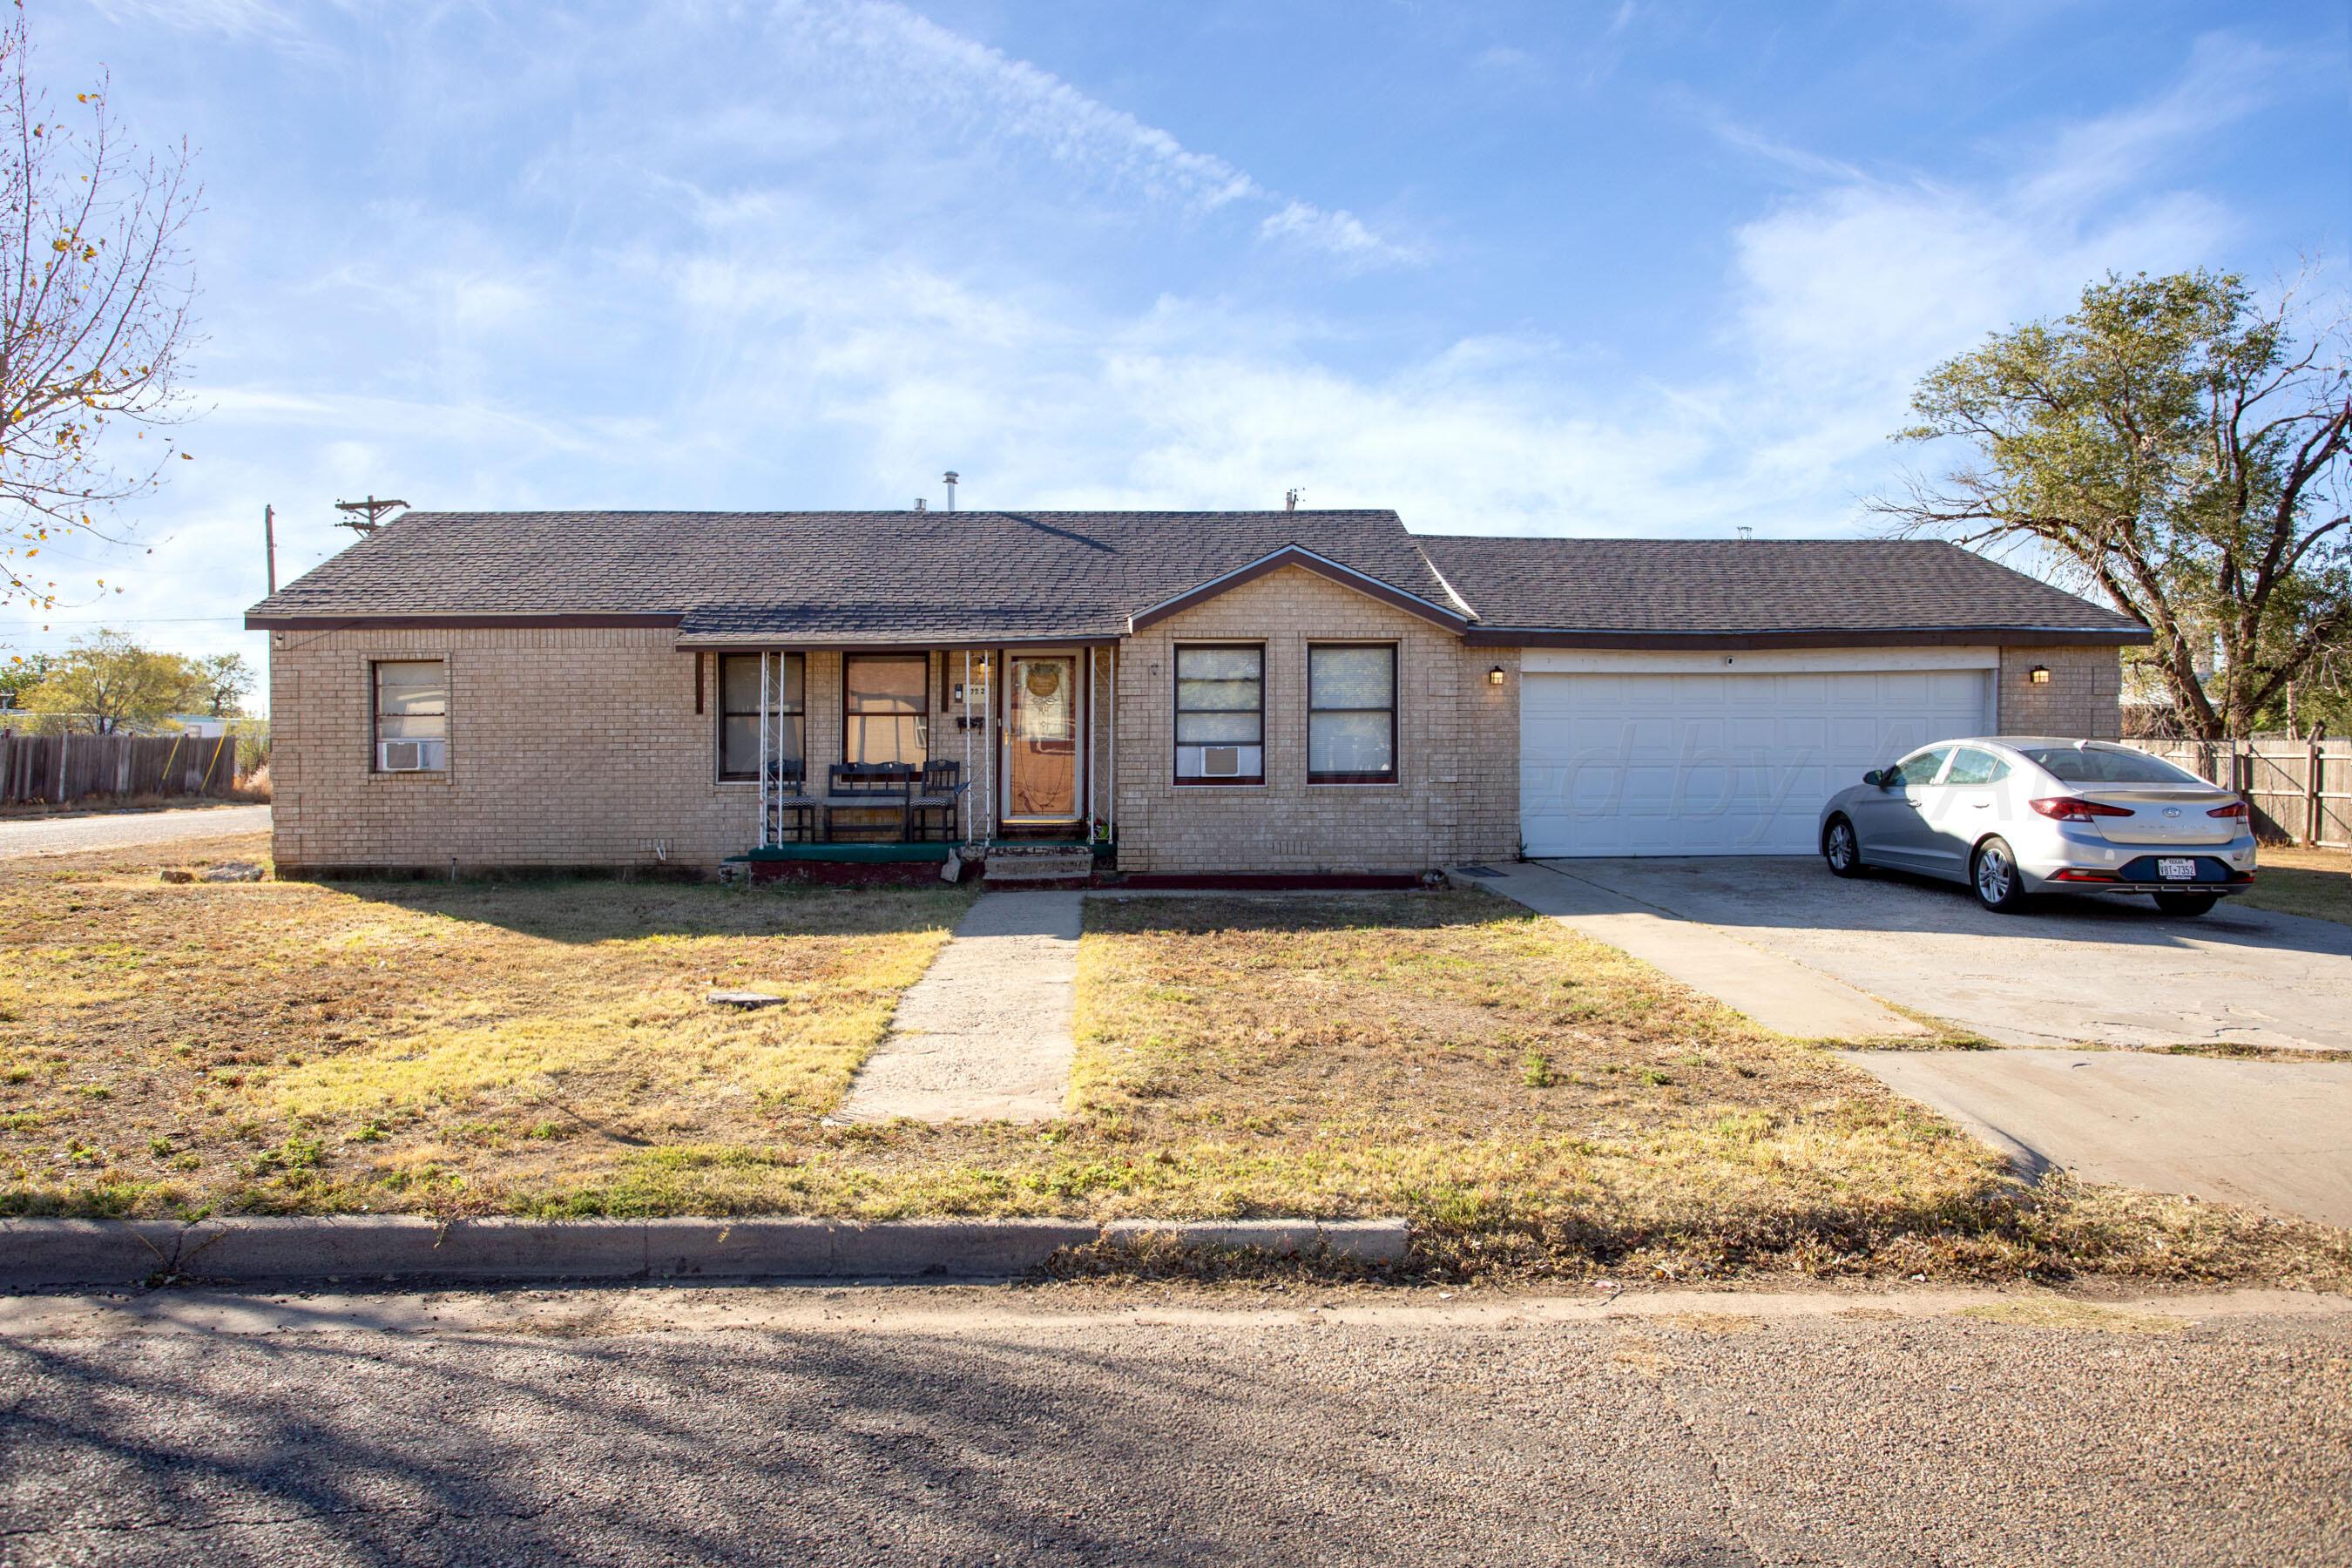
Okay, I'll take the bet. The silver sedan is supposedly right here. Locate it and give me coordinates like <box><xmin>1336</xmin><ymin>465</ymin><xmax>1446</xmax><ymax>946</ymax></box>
<box><xmin>1816</xmin><ymin>737</ymin><xmax>2260</xmax><ymax>916</ymax></box>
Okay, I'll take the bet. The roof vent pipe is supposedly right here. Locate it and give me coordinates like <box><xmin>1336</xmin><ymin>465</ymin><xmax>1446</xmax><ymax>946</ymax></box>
<box><xmin>914</xmin><ymin>498</ymin><xmax>927</xmax><ymax>512</ymax></box>
<box><xmin>943</xmin><ymin>471</ymin><xmax>958</xmax><ymax>512</ymax></box>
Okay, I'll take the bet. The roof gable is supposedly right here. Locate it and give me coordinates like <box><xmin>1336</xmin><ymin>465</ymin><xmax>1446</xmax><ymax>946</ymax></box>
<box><xmin>1126</xmin><ymin>545</ymin><xmax>1470</xmax><ymax>633</ymax></box>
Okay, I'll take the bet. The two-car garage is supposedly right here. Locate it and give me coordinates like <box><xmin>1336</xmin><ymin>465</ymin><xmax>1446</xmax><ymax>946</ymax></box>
<box><xmin>1517</xmin><ymin>650</ymin><xmax>1997</xmax><ymax>857</ymax></box>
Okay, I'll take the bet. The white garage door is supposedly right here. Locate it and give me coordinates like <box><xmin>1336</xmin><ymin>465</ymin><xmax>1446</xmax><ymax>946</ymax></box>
<box><xmin>1520</xmin><ymin>665</ymin><xmax>1992</xmax><ymax>857</ymax></box>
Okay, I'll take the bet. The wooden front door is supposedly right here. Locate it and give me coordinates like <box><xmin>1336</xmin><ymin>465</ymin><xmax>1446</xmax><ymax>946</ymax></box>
<box><xmin>1004</xmin><ymin>653</ymin><xmax>1080</xmax><ymax>821</ymax></box>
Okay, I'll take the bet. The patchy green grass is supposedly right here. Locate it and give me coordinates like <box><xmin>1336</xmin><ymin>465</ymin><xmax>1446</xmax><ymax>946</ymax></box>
<box><xmin>2239</xmin><ymin>845</ymin><xmax>2352</xmax><ymax>927</ymax></box>
<box><xmin>3</xmin><ymin>835</ymin><xmax>2343</xmax><ymax>1288</ymax></box>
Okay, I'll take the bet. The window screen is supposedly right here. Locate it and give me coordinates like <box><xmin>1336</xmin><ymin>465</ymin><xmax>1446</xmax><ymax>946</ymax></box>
<box><xmin>1174</xmin><ymin>645</ymin><xmax>1263</xmax><ymax>784</ymax></box>
<box><xmin>372</xmin><ymin>660</ymin><xmax>448</xmax><ymax>771</ymax></box>
<box><xmin>719</xmin><ymin>653</ymin><xmax>804</xmax><ymax>781</ymax></box>
<box><xmin>845</xmin><ymin>654</ymin><xmax>927</xmax><ymax>766</ymax></box>
<box><xmin>1308</xmin><ymin>644</ymin><xmax>1396</xmax><ymax>783</ymax></box>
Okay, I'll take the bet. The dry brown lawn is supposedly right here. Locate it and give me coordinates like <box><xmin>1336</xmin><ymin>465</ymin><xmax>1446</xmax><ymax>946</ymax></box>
<box><xmin>3</xmin><ymin>829</ymin><xmax>2343</xmax><ymax>1288</ymax></box>
<box><xmin>2239</xmin><ymin>844</ymin><xmax>2352</xmax><ymax>926</ymax></box>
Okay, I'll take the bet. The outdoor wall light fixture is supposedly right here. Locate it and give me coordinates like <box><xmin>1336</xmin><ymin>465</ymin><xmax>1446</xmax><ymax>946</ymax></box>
<box><xmin>2028</xmin><ymin>665</ymin><xmax>2051</xmax><ymax>685</ymax></box>
<box><xmin>1488</xmin><ymin>665</ymin><xmax>1506</xmax><ymax>686</ymax></box>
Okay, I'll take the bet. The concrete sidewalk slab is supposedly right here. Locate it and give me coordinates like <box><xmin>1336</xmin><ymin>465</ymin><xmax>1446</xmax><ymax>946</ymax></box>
<box><xmin>840</xmin><ymin>889</ymin><xmax>1085</xmax><ymax>1123</ymax></box>
<box><xmin>1840</xmin><ymin>1048</ymin><xmax>2352</xmax><ymax>1227</ymax></box>
<box><xmin>1456</xmin><ymin>862</ymin><xmax>1926</xmax><ymax>1041</ymax></box>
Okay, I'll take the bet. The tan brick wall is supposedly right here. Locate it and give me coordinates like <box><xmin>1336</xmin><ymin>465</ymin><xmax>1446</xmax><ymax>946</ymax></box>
<box><xmin>1111</xmin><ymin>566</ymin><xmax>1517</xmax><ymax>873</ymax></box>
<box><xmin>265</xmin><ymin>628</ymin><xmax>1022</xmax><ymax>873</ymax></box>
<box><xmin>1994</xmin><ymin>645</ymin><xmax>2123</xmax><ymax>739</ymax></box>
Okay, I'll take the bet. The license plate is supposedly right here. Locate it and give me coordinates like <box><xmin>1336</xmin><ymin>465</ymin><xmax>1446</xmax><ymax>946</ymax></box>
<box><xmin>2157</xmin><ymin>858</ymin><xmax>2198</xmax><ymax>881</ymax></box>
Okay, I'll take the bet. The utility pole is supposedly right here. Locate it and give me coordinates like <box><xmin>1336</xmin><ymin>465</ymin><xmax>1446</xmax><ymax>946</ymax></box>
<box><xmin>335</xmin><ymin>495</ymin><xmax>409</xmax><ymax>537</ymax></box>
<box><xmin>263</xmin><ymin>504</ymin><xmax>277</xmax><ymax>594</ymax></box>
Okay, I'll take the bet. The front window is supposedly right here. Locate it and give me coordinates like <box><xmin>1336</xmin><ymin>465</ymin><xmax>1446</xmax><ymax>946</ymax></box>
<box><xmin>719</xmin><ymin>652</ymin><xmax>804</xmax><ymax>781</ymax></box>
<box><xmin>2019</xmin><ymin>744</ymin><xmax>2204</xmax><ymax>786</ymax></box>
<box><xmin>845</xmin><ymin>653</ymin><xmax>927</xmax><ymax>766</ymax></box>
<box><xmin>372</xmin><ymin>659</ymin><xmax>447</xmax><ymax>772</ymax></box>
<box><xmin>1308</xmin><ymin>644</ymin><xmax>1396</xmax><ymax>783</ymax></box>
<box><xmin>1174</xmin><ymin>645</ymin><xmax>1263</xmax><ymax>784</ymax></box>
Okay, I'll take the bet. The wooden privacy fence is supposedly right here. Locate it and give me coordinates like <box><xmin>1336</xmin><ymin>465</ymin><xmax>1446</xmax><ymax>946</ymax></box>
<box><xmin>0</xmin><ymin>729</ymin><xmax>239</xmax><ymax>808</ymax></box>
<box><xmin>2116</xmin><ymin>737</ymin><xmax>2351</xmax><ymax>849</ymax></box>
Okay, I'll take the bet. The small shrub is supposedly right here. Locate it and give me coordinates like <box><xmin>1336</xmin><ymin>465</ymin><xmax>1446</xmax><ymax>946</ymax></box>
<box><xmin>1521</xmin><ymin>1051</ymin><xmax>1557</xmax><ymax>1088</ymax></box>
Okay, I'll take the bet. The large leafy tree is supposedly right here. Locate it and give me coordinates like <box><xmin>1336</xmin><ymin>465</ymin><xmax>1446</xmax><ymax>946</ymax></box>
<box><xmin>18</xmin><ymin>627</ymin><xmax>199</xmax><ymax>732</ymax></box>
<box><xmin>1876</xmin><ymin>270</ymin><xmax>2349</xmax><ymax>740</ymax></box>
<box><xmin>0</xmin><ymin>5</ymin><xmax>197</xmax><ymax>619</ymax></box>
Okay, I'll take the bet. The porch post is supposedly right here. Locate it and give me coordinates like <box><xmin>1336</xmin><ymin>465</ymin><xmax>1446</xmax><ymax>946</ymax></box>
<box><xmin>962</xmin><ymin>648</ymin><xmax>973</xmax><ymax>843</ymax></box>
<box><xmin>756</xmin><ymin>651</ymin><xmax>771</xmax><ymax>847</ymax></box>
<box><xmin>1107</xmin><ymin>644</ymin><xmax>1117</xmax><ymax>845</ymax></box>
<box><xmin>1087</xmin><ymin>645</ymin><xmax>1097</xmax><ymax>834</ymax></box>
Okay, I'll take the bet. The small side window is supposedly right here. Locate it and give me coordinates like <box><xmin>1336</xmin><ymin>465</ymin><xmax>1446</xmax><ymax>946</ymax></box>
<box><xmin>372</xmin><ymin>660</ymin><xmax>448</xmax><ymax>772</ymax></box>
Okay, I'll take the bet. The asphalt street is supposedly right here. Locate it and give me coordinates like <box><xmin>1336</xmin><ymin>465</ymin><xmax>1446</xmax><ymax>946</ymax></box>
<box><xmin>1</xmin><ymin>1285</ymin><xmax>2344</xmax><ymax>1566</ymax></box>
<box><xmin>0</xmin><ymin>807</ymin><xmax>271</xmax><ymax>862</ymax></box>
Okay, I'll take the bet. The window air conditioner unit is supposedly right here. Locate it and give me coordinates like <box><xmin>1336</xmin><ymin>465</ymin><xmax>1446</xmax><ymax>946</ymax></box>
<box><xmin>1201</xmin><ymin>746</ymin><xmax>1241</xmax><ymax>777</ymax></box>
<box><xmin>378</xmin><ymin>740</ymin><xmax>428</xmax><ymax>772</ymax></box>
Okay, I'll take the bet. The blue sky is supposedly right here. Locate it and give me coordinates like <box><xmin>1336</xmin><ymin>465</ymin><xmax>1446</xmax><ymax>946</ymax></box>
<box><xmin>8</xmin><ymin>0</ymin><xmax>2343</xmax><ymax>702</ymax></box>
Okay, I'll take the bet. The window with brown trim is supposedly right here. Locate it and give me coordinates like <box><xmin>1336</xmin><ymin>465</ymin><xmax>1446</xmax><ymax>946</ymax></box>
<box><xmin>1307</xmin><ymin>643</ymin><xmax>1396</xmax><ymax>783</ymax></box>
<box><xmin>845</xmin><ymin>653</ymin><xmax>928</xmax><ymax>765</ymax></box>
<box><xmin>719</xmin><ymin>653</ymin><xmax>804</xmax><ymax>781</ymax></box>
<box><xmin>372</xmin><ymin>659</ymin><xmax>448</xmax><ymax>772</ymax></box>
<box><xmin>1173</xmin><ymin>644</ymin><xmax>1263</xmax><ymax>784</ymax></box>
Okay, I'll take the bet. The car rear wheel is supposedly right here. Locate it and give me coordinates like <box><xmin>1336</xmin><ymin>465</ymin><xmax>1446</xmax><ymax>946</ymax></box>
<box><xmin>1822</xmin><ymin>815</ymin><xmax>1864</xmax><ymax>878</ymax></box>
<box><xmin>2153</xmin><ymin>892</ymin><xmax>2218</xmax><ymax>917</ymax></box>
<box><xmin>1971</xmin><ymin>836</ymin><xmax>2030</xmax><ymax>913</ymax></box>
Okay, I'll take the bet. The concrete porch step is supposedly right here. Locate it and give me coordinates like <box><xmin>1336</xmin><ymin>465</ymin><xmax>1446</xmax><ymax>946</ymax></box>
<box><xmin>983</xmin><ymin>850</ymin><xmax>1095</xmax><ymax>883</ymax></box>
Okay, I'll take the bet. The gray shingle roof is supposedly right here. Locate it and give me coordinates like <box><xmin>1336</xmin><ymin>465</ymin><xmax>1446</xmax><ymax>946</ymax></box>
<box><xmin>1418</xmin><ymin>536</ymin><xmax>2145</xmax><ymax>639</ymax></box>
<box><xmin>245</xmin><ymin>510</ymin><xmax>2146</xmax><ymax>645</ymax></box>
<box><xmin>247</xmin><ymin>510</ymin><xmax>1454</xmax><ymax>643</ymax></box>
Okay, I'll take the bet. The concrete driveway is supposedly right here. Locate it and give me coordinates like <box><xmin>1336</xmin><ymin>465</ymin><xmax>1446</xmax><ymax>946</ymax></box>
<box><xmin>1839</xmin><ymin>1048</ymin><xmax>2352</xmax><ymax>1226</ymax></box>
<box><xmin>1538</xmin><ymin>855</ymin><xmax>2352</xmax><ymax>1054</ymax></box>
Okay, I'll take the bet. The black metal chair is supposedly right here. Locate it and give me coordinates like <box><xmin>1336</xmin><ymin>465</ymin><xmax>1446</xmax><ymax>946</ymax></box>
<box><xmin>766</xmin><ymin>760</ymin><xmax>816</xmax><ymax>843</ymax></box>
<box><xmin>909</xmin><ymin>759</ymin><xmax>970</xmax><ymax>841</ymax></box>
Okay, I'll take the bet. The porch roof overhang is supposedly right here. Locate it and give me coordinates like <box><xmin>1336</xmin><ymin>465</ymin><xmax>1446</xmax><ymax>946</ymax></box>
<box><xmin>1125</xmin><ymin>544</ymin><xmax>1472</xmax><ymax>634</ymax></box>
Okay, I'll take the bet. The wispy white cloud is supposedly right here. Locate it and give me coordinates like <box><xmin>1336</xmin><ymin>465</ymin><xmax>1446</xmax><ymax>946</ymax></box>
<box><xmin>772</xmin><ymin>0</ymin><xmax>1418</xmax><ymax>267</ymax></box>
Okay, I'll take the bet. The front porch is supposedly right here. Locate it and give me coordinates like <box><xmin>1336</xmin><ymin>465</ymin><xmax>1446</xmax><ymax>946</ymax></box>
<box><xmin>696</xmin><ymin>639</ymin><xmax>1120</xmax><ymax>875</ymax></box>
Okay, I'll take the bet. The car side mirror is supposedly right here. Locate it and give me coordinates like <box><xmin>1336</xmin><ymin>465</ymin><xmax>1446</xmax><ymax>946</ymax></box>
<box><xmin>1862</xmin><ymin>769</ymin><xmax>1884</xmax><ymax>787</ymax></box>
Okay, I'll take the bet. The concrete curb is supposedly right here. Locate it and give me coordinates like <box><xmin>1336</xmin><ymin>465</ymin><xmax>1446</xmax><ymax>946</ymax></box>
<box><xmin>0</xmin><ymin>1215</ymin><xmax>1410</xmax><ymax>1290</ymax></box>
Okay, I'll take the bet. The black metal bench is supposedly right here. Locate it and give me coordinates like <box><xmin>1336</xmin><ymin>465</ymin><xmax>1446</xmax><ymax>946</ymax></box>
<box><xmin>821</xmin><ymin>762</ymin><xmax>920</xmax><ymax>841</ymax></box>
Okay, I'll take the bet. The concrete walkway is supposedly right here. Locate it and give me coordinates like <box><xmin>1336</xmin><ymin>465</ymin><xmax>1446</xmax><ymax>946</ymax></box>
<box><xmin>0</xmin><ymin>802</ymin><xmax>270</xmax><ymax>860</ymax></box>
<box><xmin>837</xmin><ymin>889</ymin><xmax>1084</xmax><ymax>1123</ymax></box>
<box><xmin>1840</xmin><ymin>1048</ymin><xmax>2352</xmax><ymax>1227</ymax></box>
<box><xmin>1456</xmin><ymin>862</ymin><xmax>1926</xmax><ymax>1041</ymax></box>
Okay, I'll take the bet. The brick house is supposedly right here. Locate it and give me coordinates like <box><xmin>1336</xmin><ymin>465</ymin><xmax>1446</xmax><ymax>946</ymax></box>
<box><xmin>244</xmin><ymin>509</ymin><xmax>2148</xmax><ymax>878</ymax></box>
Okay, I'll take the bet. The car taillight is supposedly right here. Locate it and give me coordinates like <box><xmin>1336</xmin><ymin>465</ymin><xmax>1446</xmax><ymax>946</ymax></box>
<box><xmin>2207</xmin><ymin>801</ymin><xmax>2249</xmax><ymax>820</ymax></box>
<box><xmin>2029</xmin><ymin>797</ymin><xmax>2135</xmax><ymax>821</ymax></box>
